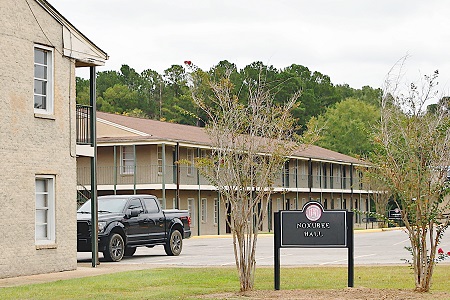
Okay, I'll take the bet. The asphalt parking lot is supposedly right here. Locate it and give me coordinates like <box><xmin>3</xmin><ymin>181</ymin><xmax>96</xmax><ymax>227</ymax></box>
<box><xmin>77</xmin><ymin>228</ymin><xmax>450</xmax><ymax>266</ymax></box>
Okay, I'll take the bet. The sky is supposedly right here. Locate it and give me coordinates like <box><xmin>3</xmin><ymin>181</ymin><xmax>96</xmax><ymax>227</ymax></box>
<box><xmin>51</xmin><ymin>0</ymin><xmax>450</xmax><ymax>91</ymax></box>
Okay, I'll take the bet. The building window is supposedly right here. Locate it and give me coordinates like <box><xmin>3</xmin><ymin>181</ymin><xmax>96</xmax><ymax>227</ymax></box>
<box><xmin>157</xmin><ymin>198</ymin><xmax>164</xmax><ymax>209</ymax></box>
<box><xmin>187</xmin><ymin>148</ymin><xmax>194</xmax><ymax>176</ymax></box>
<box><xmin>276</xmin><ymin>198</ymin><xmax>282</xmax><ymax>211</ymax></box>
<box><xmin>34</xmin><ymin>45</ymin><xmax>53</xmax><ymax>114</ymax></box>
<box><xmin>188</xmin><ymin>198</ymin><xmax>195</xmax><ymax>227</ymax></box>
<box><xmin>120</xmin><ymin>145</ymin><xmax>135</xmax><ymax>175</ymax></box>
<box><xmin>213</xmin><ymin>198</ymin><xmax>219</xmax><ymax>225</ymax></box>
<box><xmin>35</xmin><ymin>175</ymin><xmax>55</xmax><ymax>245</ymax></box>
<box><xmin>201</xmin><ymin>198</ymin><xmax>207</xmax><ymax>223</ymax></box>
<box><xmin>172</xmin><ymin>198</ymin><xmax>177</xmax><ymax>209</ymax></box>
<box><xmin>157</xmin><ymin>146</ymin><xmax>163</xmax><ymax>175</ymax></box>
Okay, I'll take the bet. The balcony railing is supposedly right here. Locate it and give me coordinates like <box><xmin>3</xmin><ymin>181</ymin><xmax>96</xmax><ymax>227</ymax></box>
<box><xmin>77</xmin><ymin>164</ymin><xmax>370</xmax><ymax>191</ymax></box>
<box><xmin>76</xmin><ymin>104</ymin><xmax>92</xmax><ymax>145</ymax></box>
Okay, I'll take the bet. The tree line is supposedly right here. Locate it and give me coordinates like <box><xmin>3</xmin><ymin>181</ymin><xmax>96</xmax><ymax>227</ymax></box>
<box><xmin>76</xmin><ymin>60</ymin><xmax>382</xmax><ymax>157</ymax></box>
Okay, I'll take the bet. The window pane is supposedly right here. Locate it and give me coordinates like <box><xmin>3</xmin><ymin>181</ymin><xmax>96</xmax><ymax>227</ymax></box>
<box><xmin>34</xmin><ymin>48</ymin><xmax>46</xmax><ymax>65</ymax></box>
<box><xmin>36</xmin><ymin>209</ymin><xmax>48</xmax><ymax>223</ymax></box>
<box><xmin>35</xmin><ymin>179</ymin><xmax>46</xmax><ymax>193</ymax></box>
<box><xmin>36</xmin><ymin>224</ymin><xmax>48</xmax><ymax>239</ymax></box>
<box><xmin>144</xmin><ymin>198</ymin><xmax>159</xmax><ymax>213</ymax></box>
<box><xmin>34</xmin><ymin>95</ymin><xmax>47</xmax><ymax>109</ymax></box>
<box><xmin>34</xmin><ymin>65</ymin><xmax>47</xmax><ymax>79</ymax></box>
<box><xmin>34</xmin><ymin>79</ymin><xmax>47</xmax><ymax>95</ymax></box>
<box><xmin>36</xmin><ymin>193</ymin><xmax>48</xmax><ymax>208</ymax></box>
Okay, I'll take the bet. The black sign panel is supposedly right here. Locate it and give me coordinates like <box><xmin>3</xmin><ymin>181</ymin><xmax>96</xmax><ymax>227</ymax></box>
<box><xmin>388</xmin><ymin>208</ymin><xmax>402</xmax><ymax>220</ymax></box>
<box><xmin>280</xmin><ymin>202</ymin><xmax>347</xmax><ymax>247</ymax></box>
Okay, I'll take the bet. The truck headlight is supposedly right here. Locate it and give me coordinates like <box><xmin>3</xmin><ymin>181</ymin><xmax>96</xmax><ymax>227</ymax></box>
<box><xmin>98</xmin><ymin>221</ymin><xmax>107</xmax><ymax>233</ymax></box>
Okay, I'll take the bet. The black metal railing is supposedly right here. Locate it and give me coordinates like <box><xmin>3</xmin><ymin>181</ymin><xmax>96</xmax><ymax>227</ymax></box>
<box><xmin>76</xmin><ymin>104</ymin><xmax>92</xmax><ymax>145</ymax></box>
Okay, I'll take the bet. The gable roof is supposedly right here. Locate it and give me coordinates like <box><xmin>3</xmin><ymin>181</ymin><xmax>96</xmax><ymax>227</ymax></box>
<box><xmin>96</xmin><ymin>111</ymin><xmax>364</xmax><ymax>165</ymax></box>
<box><xmin>36</xmin><ymin>0</ymin><xmax>108</xmax><ymax>66</ymax></box>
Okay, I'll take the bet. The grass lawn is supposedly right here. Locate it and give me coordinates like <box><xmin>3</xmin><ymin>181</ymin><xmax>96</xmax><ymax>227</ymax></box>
<box><xmin>0</xmin><ymin>265</ymin><xmax>449</xmax><ymax>300</ymax></box>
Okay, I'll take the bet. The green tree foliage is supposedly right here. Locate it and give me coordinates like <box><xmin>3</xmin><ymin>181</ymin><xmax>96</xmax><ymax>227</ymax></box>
<box><xmin>76</xmin><ymin>61</ymin><xmax>385</xmax><ymax>155</ymax></box>
<box><xmin>307</xmin><ymin>98</ymin><xmax>380</xmax><ymax>157</ymax></box>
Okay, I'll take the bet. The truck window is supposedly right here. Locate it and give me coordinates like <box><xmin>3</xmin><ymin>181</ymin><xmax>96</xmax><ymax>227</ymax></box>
<box><xmin>127</xmin><ymin>198</ymin><xmax>143</xmax><ymax>212</ymax></box>
<box><xmin>143</xmin><ymin>198</ymin><xmax>160</xmax><ymax>213</ymax></box>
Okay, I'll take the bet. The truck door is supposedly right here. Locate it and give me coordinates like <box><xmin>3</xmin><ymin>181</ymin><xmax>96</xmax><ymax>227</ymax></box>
<box><xmin>123</xmin><ymin>198</ymin><xmax>149</xmax><ymax>244</ymax></box>
<box><xmin>142</xmin><ymin>197</ymin><xmax>166</xmax><ymax>242</ymax></box>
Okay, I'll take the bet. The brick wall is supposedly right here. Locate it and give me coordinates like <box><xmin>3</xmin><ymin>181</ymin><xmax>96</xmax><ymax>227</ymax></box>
<box><xmin>0</xmin><ymin>0</ymin><xmax>77</xmax><ymax>278</ymax></box>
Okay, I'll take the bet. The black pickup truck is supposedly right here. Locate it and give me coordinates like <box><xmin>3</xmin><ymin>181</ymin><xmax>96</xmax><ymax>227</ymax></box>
<box><xmin>77</xmin><ymin>194</ymin><xmax>191</xmax><ymax>262</ymax></box>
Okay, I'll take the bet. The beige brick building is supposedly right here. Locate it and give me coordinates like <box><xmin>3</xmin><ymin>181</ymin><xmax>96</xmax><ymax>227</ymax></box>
<box><xmin>77</xmin><ymin>112</ymin><xmax>374</xmax><ymax>237</ymax></box>
<box><xmin>0</xmin><ymin>0</ymin><xmax>107</xmax><ymax>278</ymax></box>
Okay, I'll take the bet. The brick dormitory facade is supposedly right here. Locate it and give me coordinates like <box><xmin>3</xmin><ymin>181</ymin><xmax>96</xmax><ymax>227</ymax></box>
<box><xmin>1</xmin><ymin>0</ymin><xmax>107</xmax><ymax>278</ymax></box>
<box><xmin>77</xmin><ymin>112</ymin><xmax>374</xmax><ymax>236</ymax></box>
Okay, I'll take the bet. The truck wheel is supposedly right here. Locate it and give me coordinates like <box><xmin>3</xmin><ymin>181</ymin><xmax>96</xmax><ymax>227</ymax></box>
<box><xmin>164</xmin><ymin>230</ymin><xmax>182</xmax><ymax>256</ymax></box>
<box><xmin>103</xmin><ymin>233</ymin><xmax>125</xmax><ymax>262</ymax></box>
<box><xmin>124</xmin><ymin>247</ymin><xmax>136</xmax><ymax>257</ymax></box>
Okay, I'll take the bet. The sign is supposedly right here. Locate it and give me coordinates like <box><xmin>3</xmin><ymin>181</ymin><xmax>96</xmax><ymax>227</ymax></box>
<box><xmin>274</xmin><ymin>201</ymin><xmax>354</xmax><ymax>290</ymax></box>
<box><xmin>280</xmin><ymin>202</ymin><xmax>347</xmax><ymax>247</ymax></box>
<box><xmin>388</xmin><ymin>208</ymin><xmax>402</xmax><ymax>220</ymax></box>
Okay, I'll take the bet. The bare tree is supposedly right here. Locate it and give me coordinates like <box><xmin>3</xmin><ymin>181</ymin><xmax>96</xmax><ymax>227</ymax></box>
<box><xmin>189</xmin><ymin>66</ymin><xmax>310</xmax><ymax>291</ymax></box>
<box><xmin>368</xmin><ymin>65</ymin><xmax>450</xmax><ymax>292</ymax></box>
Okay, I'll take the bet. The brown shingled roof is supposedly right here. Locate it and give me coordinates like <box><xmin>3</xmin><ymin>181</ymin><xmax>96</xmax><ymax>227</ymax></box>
<box><xmin>96</xmin><ymin>111</ymin><xmax>364</xmax><ymax>165</ymax></box>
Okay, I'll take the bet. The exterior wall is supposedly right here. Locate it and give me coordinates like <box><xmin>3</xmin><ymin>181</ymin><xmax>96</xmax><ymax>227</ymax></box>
<box><xmin>0</xmin><ymin>0</ymin><xmax>77</xmax><ymax>278</ymax></box>
<box><xmin>80</xmin><ymin>143</ymin><xmax>373</xmax><ymax>236</ymax></box>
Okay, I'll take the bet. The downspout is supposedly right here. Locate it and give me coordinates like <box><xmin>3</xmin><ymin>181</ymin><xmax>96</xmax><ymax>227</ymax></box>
<box><xmin>89</xmin><ymin>66</ymin><xmax>98</xmax><ymax>267</ymax></box>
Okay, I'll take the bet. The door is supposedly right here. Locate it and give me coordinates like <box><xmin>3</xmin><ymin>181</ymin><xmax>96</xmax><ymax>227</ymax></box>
<box><xmin>123</xmin><ymin>198</ymin><xmax>149</xmax><ymax>243</ymax></box>
<box><xmin>142</xmin><ymin>197</ymin><xmax>166</xmax><ymax>242</ymax></box>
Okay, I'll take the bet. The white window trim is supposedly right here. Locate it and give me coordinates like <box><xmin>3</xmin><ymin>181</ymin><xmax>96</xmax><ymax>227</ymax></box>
<box><xmin>213</xmin><ymin>198</ymin><xmax>219</xmax><ymax>225</ymax></box>
<box><xmin>157</xmin><ymin>146</ymin><xmax>163</xmax><ymax>175</ymax></box>
<box><xmin>120</xmin><ymin>145</ymin><xmax>135</xmax><ymax>175</ymax></box>
<box><xmin>188</xmin><ymin>198</ymin><xmax>195</xmax><ymax>227</ymax></box>
<box><xmin>201</xmin><ymin>198</ymin><xmax>207</xmax><ymax>223</ymax></box>
<box><xmin>34</xmin><ymin>45</ymin><xmax>54</xmax><ymax>115</ymax></box>
<box><xmin>35</xmin><ymin>175</ymin><xmax>55</xmax><ymax>245</ymax></box>
<box><xmin>187</xmin><ymin>148</ymin><xmax>194</xmax><ymax>176</ymax></box>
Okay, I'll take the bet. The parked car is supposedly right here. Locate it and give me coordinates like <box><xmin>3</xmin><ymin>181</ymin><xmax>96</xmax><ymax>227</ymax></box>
<box><xmin>77</xmin><ymin>194</ymin><xmax>191</xmax><ymax>262</ymax></box>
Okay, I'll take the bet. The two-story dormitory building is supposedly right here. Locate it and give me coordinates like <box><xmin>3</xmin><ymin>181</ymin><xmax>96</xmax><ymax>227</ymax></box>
<box><xmin>77</xmin><ymin>112</ymin><xmax>373</xmax><ymax>236</ymax></box>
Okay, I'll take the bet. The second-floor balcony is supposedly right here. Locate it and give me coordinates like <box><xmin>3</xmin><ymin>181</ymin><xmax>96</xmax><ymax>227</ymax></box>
<box><xmin>76</xmin><ymin>104</ymin><xmax>92</xmax><ymax>146</ymax></box>
<box><xmin>77</xmin><ymin>165</ymin><xmax>370</xmax><ymax>191</ymax></box>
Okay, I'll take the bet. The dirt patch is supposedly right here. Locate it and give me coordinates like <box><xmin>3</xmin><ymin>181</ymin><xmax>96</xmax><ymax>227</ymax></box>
<box><xmin>199</xmin><ymin>288</ymin><xmax>450</xmax><ymax>300</ymax></box>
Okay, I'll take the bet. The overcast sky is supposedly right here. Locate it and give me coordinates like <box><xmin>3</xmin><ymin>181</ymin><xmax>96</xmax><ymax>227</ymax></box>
<box><xmin>52</xmin><ymin>0</ymin><xmax>450</xmax><ymax>91</ymax></box>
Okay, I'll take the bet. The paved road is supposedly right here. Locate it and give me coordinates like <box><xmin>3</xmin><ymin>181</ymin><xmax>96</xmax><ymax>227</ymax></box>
<box><xmin>78</xmin><ymin>229</ymin><xmax>450</xmax><ymax>266</ymax></box>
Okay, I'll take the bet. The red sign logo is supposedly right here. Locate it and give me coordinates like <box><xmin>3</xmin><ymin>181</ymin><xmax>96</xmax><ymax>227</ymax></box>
<box><xmin>305</xmin><ymin>204</ymin><xmax>322</xmax><ymax>221</ymax></box>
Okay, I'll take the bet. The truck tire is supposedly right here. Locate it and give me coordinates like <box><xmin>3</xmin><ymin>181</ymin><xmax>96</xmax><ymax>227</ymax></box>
<box><xmin>164</xmin><ymin>230</ymin><xmax>182</xmax><ymax>256</ymax></box>
<box><xmin>124</xmin><ymin>247</ymin><xmax>136</xmax><ymax>257</ymax></box>
<box><xmin>103</xmin><ymin>233</ymin><xmax>125</xmax><ymax>262</ymax></box>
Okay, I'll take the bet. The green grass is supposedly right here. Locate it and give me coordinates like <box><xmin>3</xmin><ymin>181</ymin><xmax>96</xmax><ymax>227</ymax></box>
<box><xmin>1</xmin><ymin>265</ymin><xmax>449</xmax><ymax>299</ymax></box>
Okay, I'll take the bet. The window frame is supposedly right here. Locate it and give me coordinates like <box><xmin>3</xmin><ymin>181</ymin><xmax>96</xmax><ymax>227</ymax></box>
<box><xmin>213</xmin><ymin>198</ymin><xmax>219</xmax><ymax>225</ymax></box>
<box><xmin>187</xmin><ymin>198</ymin><xmax>195</xmax><ymax>227</ymax></box>
<box><xmin>187</xmin><ymin>148</ymin><xmax>194</xmax><ymax>176</ymax></box>
<box><xmin>35</xmin><ymin>175</ymin><xmax>56</xmax><ymax>245</ymax></box>
<box><xmin>201</xmin><ymin>198</ymin><xmax>207</xmax><ymax>223</ymax></box>
<box><xmin>34</xmin><ymin>45</ymin><xmax>54</xmax><ymax>115</ymax></box>
<box><xmin>157</xmin><ymin>145</ymin><xmax>163</xmax><ymax>175</ymax></box>
<box><xmin>120</xmin><ymin>145</ymin><xmax>135</xmax><ymax>175</ymax></box>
